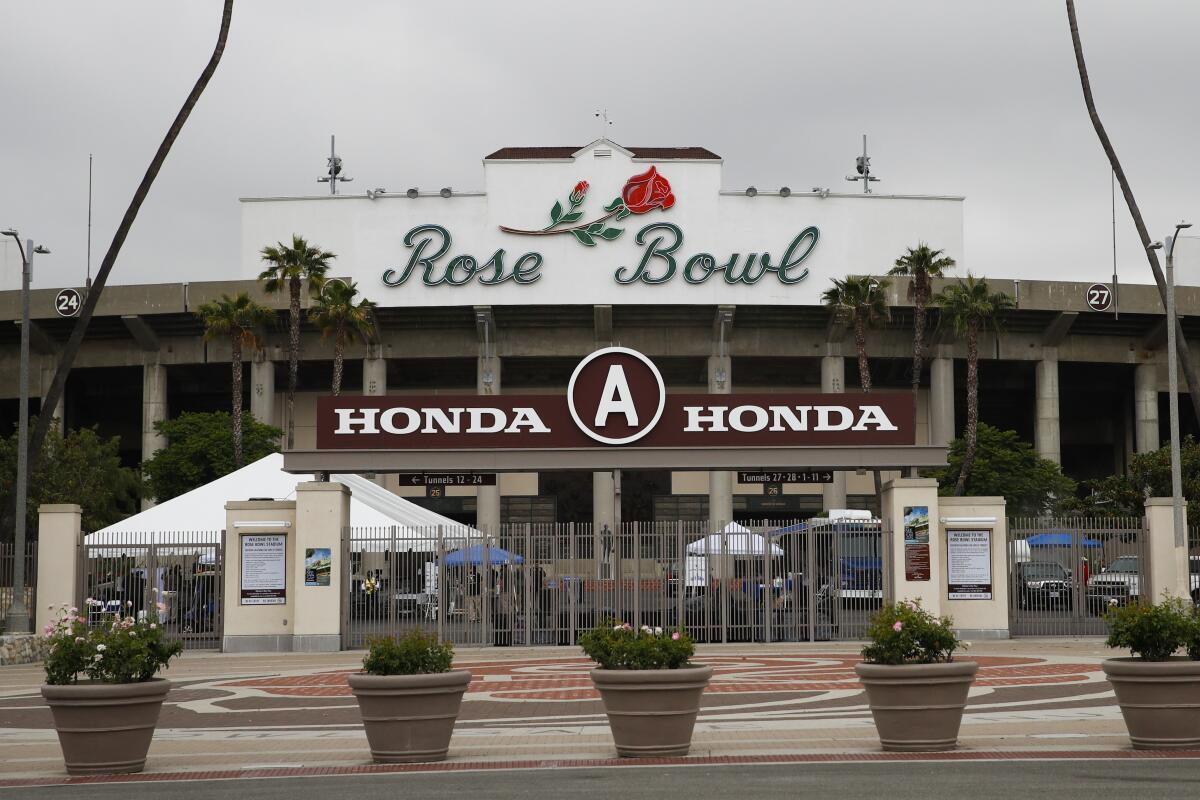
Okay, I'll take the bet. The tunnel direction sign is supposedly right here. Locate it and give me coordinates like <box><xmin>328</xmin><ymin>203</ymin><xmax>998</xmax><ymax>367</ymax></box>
<box><xmin>398</xmin><ymin>473</ymin><xmax>497</xmax><ymax>488</ymax></box>
<box><xmin>738</xmin><ymin>470</ymin><xmax>834</xmax><ymax>484</ymax></box>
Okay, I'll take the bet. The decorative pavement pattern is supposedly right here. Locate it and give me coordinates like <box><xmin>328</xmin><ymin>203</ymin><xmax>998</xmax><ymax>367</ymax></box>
<box><xmin>3</xmin><ymin>646</ymin><xmax>1195</xmax><ymax>788</ymax></box>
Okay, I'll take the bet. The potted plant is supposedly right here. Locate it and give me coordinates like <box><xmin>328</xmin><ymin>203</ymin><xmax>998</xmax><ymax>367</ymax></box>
<box><xmin>580</xmin><ymin>621</ymin><xmax>711</xmax><ymax>757</ymax></box>
<box><xmin>41</xmin><ymin>599</ymin><xmax>183</xmax><ymax>775</ymax></box>
<box><xmin>1102</xmin><ymin>596</ymin><xmax>1200</xmax><ymax>749</ymax></box>
<box><xmin>854</xmin><ymin>600</ymin><xmax>976</xmax><ymax>751</ymax></box>
<box><xmin>347</xmin><ymin>629</ymin><xmax>470</xmax><ymax>763</ymax></box>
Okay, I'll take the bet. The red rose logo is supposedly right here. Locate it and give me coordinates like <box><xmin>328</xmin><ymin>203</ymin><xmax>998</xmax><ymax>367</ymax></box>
<box><xmin>570</xmin><ymin>181</ymin><xmax>589</xmax><ymax>205</ymax></box>
<box><xmin>621</xmin><ymin>167</ymin><xmax>675</xmax><ymax>214</ymax></box>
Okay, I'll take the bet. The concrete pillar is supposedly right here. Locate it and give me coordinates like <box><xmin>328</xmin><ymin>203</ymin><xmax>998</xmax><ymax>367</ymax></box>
<box><xmin>250</xmin><ymin>355</ymin><xmax>275</xmax><ymax>427</ymax></box>
<box><xmin>1144</xmin><ymin>498</ymin><xmax>1190</xmax><ymax>601</ymax></box>
<box><xmin>293</xmin><ymin>482</ymin><xmax>350</xmax><ymax>652</ymax></box>
<box><xmin>35</xmin><ymin>504</ymin><xmax>81</xmax><ymax>634</ymax></box>
<box><xmin>476</xmin><ymin>355</ymin><xmax>501</xmax><ymax>532</ymax></box>
<box><xmin>142</xmin><ymin>363</ymin><xmax>168</xmax><ymax>460</ymax></box>
<box><xmin>929</xmin><ymin>348</ymin><xmax>955</xmax><ymax>448</ymax></box>
<box><xmin>364</xmin><ymin>353</ymin><xmax>387</xmax><ymax>397</ymax></box>
<box><xmin>222</xmin><ymin>500</ymin><xmax>297</xmax><ymax>652</ymax></box>
<box><xmin>1135</xmin><ymin>363</ymin><xmax>1160</xmax><ymax>453</ymax></box>
<box><xmin>593</xmin><ymin>471</ymin><xmax>616</xmax><ymax>575</ymax></box>
<box><xmin>707</xmin><ymin>354</ymin><xmax>733</xmax><ymax>527</ymax></box>
<box><xmin>821</xmin><ymin>353</ymin><xmax>848</xmax><ymax>511</ymax></box>
<box><xmin>1035</xmin><ymin>348</ymin><xmax>1061</xmax><ymax>464</ymax></box>
<box><xmin>938</xmin><ymin>496</ymin><xmax>1009</xmax><ymax>639</ymax></box>
<box><xmin>880</xmin><ymin>478</ymin><xmax>942</xmax><ymax>614</ymax></box>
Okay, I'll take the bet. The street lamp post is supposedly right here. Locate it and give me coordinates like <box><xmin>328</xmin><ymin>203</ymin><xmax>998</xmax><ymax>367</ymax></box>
<box><xmin>1149</xmin><ymin>220</ymin><xmax>1192</xmax><ymax>550</ymax></box>
<box><xmin>2</xmin><ymin>229</ymin><xmax>50</xmax><ymax>634</ymax></box>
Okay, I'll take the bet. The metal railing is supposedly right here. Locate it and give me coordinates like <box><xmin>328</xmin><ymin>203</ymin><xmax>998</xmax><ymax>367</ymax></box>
<box><xmin>342</xmin><ymin>518</ymin><xmax>885</xmax><ymax>649</ymax></box>
<box><xmin>1008</xmin><ymin>517</ymin><xmax>1146</xmax><ymax>636</ymax></box>
<box><xmin>0</xmin><ymin>540</ymin><xmax>37</xmax><ymax>629</ymax></box>
<box><xmin>79</xmin><ymin>530</ymin><xmax>223</xmax><ymax>650</ymax></box>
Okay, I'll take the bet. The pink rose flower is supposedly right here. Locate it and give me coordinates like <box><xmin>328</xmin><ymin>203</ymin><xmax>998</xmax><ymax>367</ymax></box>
<box><xmin>892</xmin><ymin>621</ymin><xmax>904</xmax><ymax>632</ymax></box>
<box><xmin>672</xmin><ymin>632</ymin><xmax>681</xmax><ymax>641</ymax></box>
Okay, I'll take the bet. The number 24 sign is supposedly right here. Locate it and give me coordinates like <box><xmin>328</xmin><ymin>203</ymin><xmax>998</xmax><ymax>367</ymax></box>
<box><xmin>54</xmin><ymin>288</ymin><xmax>81</xmax><ymax>317</ymax></box>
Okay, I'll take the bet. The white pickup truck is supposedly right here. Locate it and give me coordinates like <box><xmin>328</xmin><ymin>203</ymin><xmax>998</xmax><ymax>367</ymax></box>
<box><xmin>1086</xmin><ymin>554</ymin><xmax>1200</xmax><ymax>609</ymax></box>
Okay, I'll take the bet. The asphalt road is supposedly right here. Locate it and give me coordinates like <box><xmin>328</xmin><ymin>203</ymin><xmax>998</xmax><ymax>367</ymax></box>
<box><xmin>9</xmin><ymin>760</ymin><xmax>1200</xmax><ymax>800</ymax></box>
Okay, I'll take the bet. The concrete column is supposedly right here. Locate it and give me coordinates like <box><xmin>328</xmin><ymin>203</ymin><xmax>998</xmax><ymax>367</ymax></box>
<box><xmin>293</xmin><ymin>481</ymin><xmax>351</xmax><ymax>652</ymax></box>
<box><xmin>938</xmin><ymin>496</ymin><xmax>1009</xmax><ymax>639</ymax></box>
<box><xmin>880</xmin><ymin>478</ymin><xmax>942</xmax><ymax>615</ymax></box>
<box><xmin>1135</xmin><ymin>363</ymin><xmax>1160</xmax><ymax>453</ymax></box>
<box><xmin>476</xmin><ymin>356</ymin><xmax>501</xmax><ymax>533</ymax></box>
<box><xmin>250</xmin><ymin>355</ymin><xmax>275</xmax><ymax>427</ymax></box>
<box><xmin>1035</xmin><ymin>348</ymin><xmax>1061</xmax><ymax>464</ymax></box>
<box><xmin>821</xmin><ymin>353</ymin><xmax>848</xmax><ymax>511</ymax></box>
<box><xmin>707</xmin><ymin>355</ymin><xmax>733</xmax><ymax>527</ymax></box>
<box><xmin>593</xmin><ymin>471</ymin><xmax>616</xmax><ymax>575</ymax></box>
<box><xmin>142</xmin><ymin>363</ymin><xmax>168</xmax><ymax>461</ymax></box>
<box><xmin>1144</xmin><ymin>498</ymin><xmax>1190</xmax><ymax>601</ymax></box>
<box><xmin>363</xmin><ymin>352</ymin><xmax>387</xmax><ymax>397</ymax></box>
<box><xmin>35</xmin><ymin>504</ymin><xmax>81</xmax><ymax>635</ymax></box>
<box><xmin>929</xmin><ymin>349</ymin><xmax>955</xmax><ymax>448</ymax></box>
<box><xmin>222</xmin><ymin>500</ymin><xmax>297</xmax><ymax>653</ymax></box>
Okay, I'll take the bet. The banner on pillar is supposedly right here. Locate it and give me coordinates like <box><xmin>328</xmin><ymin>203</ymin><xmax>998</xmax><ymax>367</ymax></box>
<box><xmin>947</xmin><ymin>529</ymin><xmax>992</xmax><ymax>599</ymax></box>
<box><xmin>241</xmin><ymin>534</ymin><xmax>287</xmax><ymax>604</ymax></box>
<box><xmin>902</xmin><ymin>505</ymin><xmax>931</xmax><ymax>582</ymax></box>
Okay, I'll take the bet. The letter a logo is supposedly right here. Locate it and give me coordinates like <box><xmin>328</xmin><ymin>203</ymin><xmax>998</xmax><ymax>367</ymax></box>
<box><xmin>594</xmin><ymin>365</ymin><xmax>639</xmax><ymax>428</ymax></box>
<box><xmin>568</xmin><ymin>347</ymin><xmax>666</xmax><ymax>446</ymax></box>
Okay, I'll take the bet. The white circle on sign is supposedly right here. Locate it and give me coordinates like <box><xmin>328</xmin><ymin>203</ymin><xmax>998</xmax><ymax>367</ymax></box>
<box><xmin>567</xmin><ymin>346</ymin><xmax>666</xmax><ymax>445</ymax></box>
<box><xmin>1085</xmin><ymin>283</ymin><xmax>1112</xmax><ymax>312</ymax></box>
<box><xmin>54</xmin><ymin>288</ymin><xmax>81</xmax><ymax>318</ymax></box>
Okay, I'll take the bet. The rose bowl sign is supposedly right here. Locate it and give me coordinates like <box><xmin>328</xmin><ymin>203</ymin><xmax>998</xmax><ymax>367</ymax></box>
<box><xmin>316</xmin><ymin>347</ymin><xmax>914</xmax><ymax>451</ymax></box>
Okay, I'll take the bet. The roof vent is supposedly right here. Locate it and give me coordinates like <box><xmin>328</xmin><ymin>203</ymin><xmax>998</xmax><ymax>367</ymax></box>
<box><xmin>593</xmin><ymin>149</ymin><xmax>612</xmax><ymax>159</ymax></box>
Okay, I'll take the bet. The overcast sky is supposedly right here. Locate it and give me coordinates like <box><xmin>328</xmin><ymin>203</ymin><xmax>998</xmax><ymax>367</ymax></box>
<box><xmin>2</xmin><ymin>0</ymin><xmax>1198</xmax><ymax>291</ymax></box>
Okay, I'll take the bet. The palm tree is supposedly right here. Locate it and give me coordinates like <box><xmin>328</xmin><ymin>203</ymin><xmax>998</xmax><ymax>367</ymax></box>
<box><xmin>24</xmin><ymin>0</ymin><xmax>234</xmax><ymax>497</ymax></box>
<box><xmin>1066</xmin><ymin>0</ymin><xmax>1200</xmax><ymax>426</ymax></box>
<box><xmin>934</xmin><ymin>276</ymin><xmax>1015</xmax><ymax>496</ymax></box>
<box><xmin>259</xmin><ymin>235</ymin><xmax>335</xmax><ymax>448</ymax></box>
<box><xmin>821</xmin><ymin>275</ymin><xmax>891</xmax><ymax>392</ymax></box>
<box><xmin>308</xmin><ymin>280</ymin><xmax>377</xmax><ymax>395</ymax></box>
<box><xmin>196</xmin><ymin>293</ymin><xmax>275</xmax><ymax>468</ymax></box>
<box><xmin>888</xmin><ymin>243</ymin><xmax>955</xmax><ymax>395</ymax></box>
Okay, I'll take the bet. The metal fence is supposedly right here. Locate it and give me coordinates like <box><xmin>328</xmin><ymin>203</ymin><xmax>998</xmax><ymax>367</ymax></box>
<box><xmin>1190</xmin><ymin>526</ymin><xmax>1200</xmax><ymax>606</ymax></box>
<box><xmin>342</xmin><ymin>518</ymin><xmax>886</xmax><ymax>649</ymax></box>
<box><xmin>1008</xmin><ymin>517</ymin><xmax>1146</xmax><ymax>636</ymax></box>
<box><xmin>0</xmin><ymin>541</ymin><xmax>38</xmax><ymax>628</ymax></box>
<box><xmin>79</xmin><ymin>530</ymin><xmax>223</xmax><ymax>650</ymax></box>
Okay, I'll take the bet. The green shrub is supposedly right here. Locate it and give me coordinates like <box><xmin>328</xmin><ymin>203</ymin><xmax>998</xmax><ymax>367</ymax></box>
<box><xmin>860</xmin><ymin>600</ymin><xmax>962</xmax><ymax>665</ymax></box>
<box><xmin>579</xmin><ymin>620</ymin><xmax>694</xmax><ymax>670</ymax></box>
<box><xmin>43</xmin><ymin>599</ymin><xmax>183</xmax><ymax>685</ymax></box>
<box><xmin>1105</xmin><ymin>596</ymin><xmax>1195</xmax><ymax>661</ymax></box>
<box><xmin>362</xmin><ymin>629</ymin><xmax>454</xmax><ymax>676</ymax></box>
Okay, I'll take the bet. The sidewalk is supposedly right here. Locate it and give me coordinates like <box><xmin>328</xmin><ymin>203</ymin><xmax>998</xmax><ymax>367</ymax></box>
<box><xmin>0</xmin><ymin>639</ymin><xmax>1187</xmax><ymax>787</ymax></box>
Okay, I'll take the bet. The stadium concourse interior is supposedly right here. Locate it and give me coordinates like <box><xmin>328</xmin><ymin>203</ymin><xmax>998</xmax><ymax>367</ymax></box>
<box><xmin>1</xmin><ymin>278</ymin><xmax>1198</xmax><ymax>525</ymax></box>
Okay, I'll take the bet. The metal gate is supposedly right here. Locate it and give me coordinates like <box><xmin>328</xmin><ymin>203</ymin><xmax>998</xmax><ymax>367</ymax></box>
<box><xmin>342</xmin><ymin>518</ymin><xmax>885</xmax><ymax>648</ymax></box>
<box><xmin>1008</xmin><ymin>517</ymin><xmax>1146</xmax><ymax>636</ymax></box>
<box><xmin>1</xmin><ymin>540</ymin><xmax>37</xmax><ymax>623</ymax></box>
<box><xmin>79</xmin><ymin>530</ymin><xmax>223</xmax><ymax>650</ymax></box>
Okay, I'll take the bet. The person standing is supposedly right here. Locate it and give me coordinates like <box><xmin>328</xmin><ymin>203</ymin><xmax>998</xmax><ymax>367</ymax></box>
<box><xmin>466</xmin><ymin>567</ymin><xmax>482</xmax><ymax>623</ymax></box>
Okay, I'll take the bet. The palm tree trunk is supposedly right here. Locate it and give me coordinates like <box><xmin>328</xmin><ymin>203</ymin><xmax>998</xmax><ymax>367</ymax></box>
<box><xmin>286</xmin><ymin>276</ymin><xmax>301</xmax><ymax>449</ymax></box>
<box><xmin>332</xmin><ymin>325</ymin><xmax>345</xmax><ymax>396</ymax></box>
<box><xmin>955</xmin><ymin>320</ymin><xmax>981</xmax><ymax>496</ymax></box>
<box><xmin>854</xmin><ymin>316</ymin><xmax>872</xmax><ymax>392</ymax></box>
<box><xmin>20</xmin><ymin>0</ymin><xmax>235</xmax><ymax>509</ymax></box>
<box><xmin>231</xmin><ymin>334</ymin><xmax>244</xmax><ymax>469</ymax></box>
<box><xmin>1066</xmin><ymin>0</ymin><xmax>1200</xmax><ymax>428</ymax></box>
<box><xmin>911</xmin><ymin>273</ymin><xmax>928</xmax><ymax>395</ymax></box>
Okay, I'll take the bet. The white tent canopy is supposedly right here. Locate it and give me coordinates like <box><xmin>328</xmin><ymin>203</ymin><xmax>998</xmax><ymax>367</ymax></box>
<box><xmin>88</xmin><ymin>454</ymin><xmax>472</xmax><ymax>550</ymax></box>
<box><xmin>686</xmin><ymin>522</ymin><xmax>785</xmax><ymax>556</ymax></box>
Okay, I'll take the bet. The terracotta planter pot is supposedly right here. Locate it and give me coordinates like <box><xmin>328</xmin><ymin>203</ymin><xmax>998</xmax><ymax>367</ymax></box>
<box><xmin>854</xmin><ymin>660</ymin><xmax>978</xmax><ymax>752</ymax></box>
<box><xmin>1102</xmin><ymin>657</ymin><xmax>1200</xmax><ymax>749</ymax></box>
<box><xmin>40</xmin><ymin>679</ymin><xmax>171</xmax><ymax>775</ymax></box>
<box><xmin>590</xmin><ymin>665</ymin><xmax>713</xmax><ymax>757</ymax></box>
<box><xmin>348</xmin><ymin>670</ymin><xmax>471</xmax><ymax>763</ymax></box>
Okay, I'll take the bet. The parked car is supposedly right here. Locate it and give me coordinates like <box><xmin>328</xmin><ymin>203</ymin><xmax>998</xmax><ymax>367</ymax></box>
<box><xmin>1013</xmin><ymin>561</ymin><xmax>1073</xmax><ymax>610</ymax></box>
<box><xmin>1087</xmin><ymin>555</ymin><xmax>1140</xmax><ymax>611</ymax></box>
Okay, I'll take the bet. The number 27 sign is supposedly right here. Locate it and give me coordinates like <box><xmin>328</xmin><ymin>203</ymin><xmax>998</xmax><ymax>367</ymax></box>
<box><xmin>1086</xmin><ymin>283</ymin><xmax>1112</xmax><ymax>312</ymax></box>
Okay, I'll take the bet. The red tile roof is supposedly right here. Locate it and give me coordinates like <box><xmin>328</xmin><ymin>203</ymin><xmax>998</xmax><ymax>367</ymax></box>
<box><xmin>484</xmin><ymin>146</ymin><xmax>720</xmax><ymax>161</ymax></box>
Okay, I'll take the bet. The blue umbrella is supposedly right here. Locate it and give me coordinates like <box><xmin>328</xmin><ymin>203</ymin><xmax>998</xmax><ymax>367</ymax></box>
<box><xmin>1026</xmin><ymin>532</ymin><xmax>1102</xmax><ymax>548</ymax></box>
<box><xmin>442</xmin><ymin>545</ymin><xmax>524</xmax><ymax>566</ymax></box>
